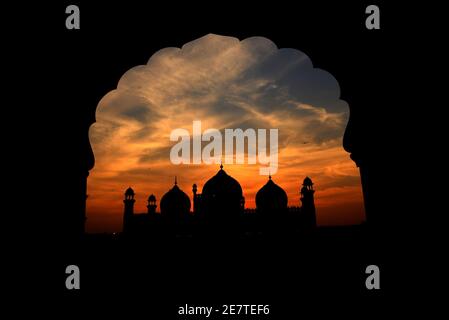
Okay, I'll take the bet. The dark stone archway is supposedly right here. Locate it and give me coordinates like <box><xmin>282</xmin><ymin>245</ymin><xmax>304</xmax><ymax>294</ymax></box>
<box><xmin>48</xmin><ymin>2</ymin><xmax>393</xmax><ymax>240</ymax></box>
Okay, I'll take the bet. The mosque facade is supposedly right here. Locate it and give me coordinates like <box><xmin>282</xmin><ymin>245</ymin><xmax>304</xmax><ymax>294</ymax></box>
<box><xmin>122</xmin><ymin>165</ymin><xmax>316</xmax><ymax>237</ymax></box>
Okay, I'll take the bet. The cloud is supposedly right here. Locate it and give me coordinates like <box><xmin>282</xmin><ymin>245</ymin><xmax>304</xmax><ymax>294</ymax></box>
<box><xmin>87</xmin><ymin>34</ymin><xmax>363</xmax><ymax>233</ymax></box>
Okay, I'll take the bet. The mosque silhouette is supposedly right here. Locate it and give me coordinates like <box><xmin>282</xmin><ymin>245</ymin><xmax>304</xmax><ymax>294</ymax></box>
<box><xmin>122</xmin><ymin>164</ymin><xmax>317</xmax><ymax>238</ymax></box>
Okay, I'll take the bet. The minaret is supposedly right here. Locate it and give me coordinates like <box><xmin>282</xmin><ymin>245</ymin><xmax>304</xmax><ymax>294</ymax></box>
<box><xmin>240</xmin><ymin>196</ymin><xmax>245</xmax><ymax>212</ymax></box>
<box><xmin>300</xmin><ymin>177</ymin><xmax>317</xmax><ymax>227</ymax></box>
<box><xmin>192</xmin><ymin>183</ymin><xmax>198</xmax><ymax>214</ymax></box>
<box><xmin>123</xmin><ymin>187</ymin><xmax>135</xmax><ymax>233</ymax></box>
<box><xmin>147</xmin><ymin>194</ymin><xmax>157</xmax><ymax>214</ymax></box>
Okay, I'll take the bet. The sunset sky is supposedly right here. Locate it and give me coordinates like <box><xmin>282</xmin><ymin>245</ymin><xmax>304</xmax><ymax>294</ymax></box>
<box><xmin>87</xmin><ymin>34</ymin><xmax>365</xmax><ymax>233</ymax></box>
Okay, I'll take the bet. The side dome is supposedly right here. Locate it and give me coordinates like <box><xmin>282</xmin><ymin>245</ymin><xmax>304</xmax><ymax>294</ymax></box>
<box><xmin>256</xmin><ymin>176</ymin><xmax>288</xmax><ymax>212</ymax></box>
<box><xmin>160</xmin><ymin>179</ymin><xmax>191</xmax><ymax>219</ymax></box>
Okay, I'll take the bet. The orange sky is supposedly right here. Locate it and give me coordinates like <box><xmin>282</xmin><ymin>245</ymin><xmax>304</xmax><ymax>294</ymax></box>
<box><xmin>86</xmin><ymin>34</ymin><xmax>365</xmax><ymax>233</ymax></box>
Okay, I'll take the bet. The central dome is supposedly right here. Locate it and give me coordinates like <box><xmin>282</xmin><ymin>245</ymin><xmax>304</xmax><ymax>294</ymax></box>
<box><xmin>200</xmin><ymin>165</ymin><xmax>243</xmax><ymax>222</ymax></box>
<box><xmin>202</xmin><ymin>165</ymin><xmax>243</xmax><ymax>198</ymax></box>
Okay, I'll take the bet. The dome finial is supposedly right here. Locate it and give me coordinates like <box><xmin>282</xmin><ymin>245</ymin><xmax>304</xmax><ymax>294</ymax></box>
<box><xmin>220</xmin><ymin>161</ymin><xmax>223</xmax><ymax>170</ymax></box>
<box><xmin>269</xmin><ymin>171</ymin><xmax>271</xmax><ymax>180</ymax></box>
<box><xmin>174</xmin><ymin>176</ymin><xmax>177</xmax><ymax>185</ymax></box>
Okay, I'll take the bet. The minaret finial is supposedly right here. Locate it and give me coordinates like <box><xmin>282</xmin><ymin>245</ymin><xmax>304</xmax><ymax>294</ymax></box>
<box><xmin>174</xmin><ymin>176</ymin><xmax>177</xmax><ymax>185</ymax></box>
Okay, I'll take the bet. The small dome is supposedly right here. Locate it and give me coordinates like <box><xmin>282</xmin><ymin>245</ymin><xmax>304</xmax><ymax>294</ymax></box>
<box><xmin>256</xmin><ymin>177</ymin><xmax>288</xmax><ymax>211</ymax></box>
<box><xmin>125</xmin><ymin>187</ymin><xmax>135</xmax><ymax>196</ymax></box>
<box><xmin>160</xmin><ymin>182</ymin><xmax>191</xmax><ymax>218</ymax></box>
<box><xmin>148</xmin><ymin>194</ymin><xmax>156</xmax><ymax>202</ymax></box>
<box><xmin>303</xmin><ymin>176</ymin><xmax>313</xmax><ymax>186</ymax></box>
